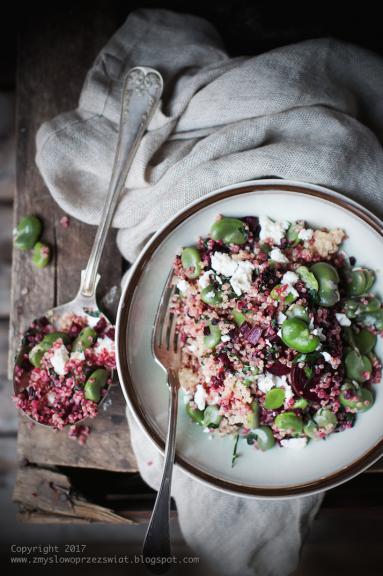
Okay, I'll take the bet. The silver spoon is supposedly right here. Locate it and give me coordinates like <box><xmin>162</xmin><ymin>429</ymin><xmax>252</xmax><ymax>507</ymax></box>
<box><xmin>13</xmin><ymin>66</ymin><xmax>163</xmax><ymax>428</ymax></box>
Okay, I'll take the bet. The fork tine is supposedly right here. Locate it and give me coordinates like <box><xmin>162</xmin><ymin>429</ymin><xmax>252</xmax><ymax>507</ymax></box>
<box><xmin>167</xmin><ymin>312</ymin><xmax>178</xmax><ymax>352</ymax></box>
<box><xmin>160</xmin><ymin>285</ymin><xmax>176</xmax><ymax>349</ymax></box>
<box><xmin>152</xmin><ymin>269</ymin><xmax>175</xmax><ymax>350</ymax></box>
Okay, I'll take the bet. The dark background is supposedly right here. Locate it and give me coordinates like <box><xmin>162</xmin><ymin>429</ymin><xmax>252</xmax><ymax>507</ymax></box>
<box><xmin>1</xmin><ymin>0</ymin><xmax>383</xmax><ymax>90</ymax></box>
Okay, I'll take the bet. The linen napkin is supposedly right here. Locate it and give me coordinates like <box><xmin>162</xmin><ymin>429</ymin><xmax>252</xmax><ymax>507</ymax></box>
<box><xmin>35</xmin><ymin>9</ymin><xmax>383</xmax><ymax>576</ymax></box>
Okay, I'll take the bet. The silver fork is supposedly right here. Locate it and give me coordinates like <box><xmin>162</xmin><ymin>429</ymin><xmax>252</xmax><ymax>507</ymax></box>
<box><xmin>142</xmin><ymin>271</ymin><xmax>181</xmax><ymax>570</ymax></box>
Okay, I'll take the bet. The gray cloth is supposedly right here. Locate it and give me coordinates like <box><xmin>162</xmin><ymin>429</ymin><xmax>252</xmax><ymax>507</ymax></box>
<box><xmin>35</xmin><ymin>8</ymin><xmax>383</xmax><ymax>576</ymax></box>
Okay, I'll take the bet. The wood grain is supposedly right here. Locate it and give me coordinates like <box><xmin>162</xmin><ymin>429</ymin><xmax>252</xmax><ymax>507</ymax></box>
<box><xmin>13</xmin><ymin>466</ymin><xmax>135</xmax><ymax>524</ymax></box>
<box><xmin>11</xmin><ymin>5</ymin><xmax>137</xmax><ymax>495</ymax></box>
<box><xmin>17</xmin><ymin>384</ymin><xmax>137</xmax><ymax>472</ymax></box>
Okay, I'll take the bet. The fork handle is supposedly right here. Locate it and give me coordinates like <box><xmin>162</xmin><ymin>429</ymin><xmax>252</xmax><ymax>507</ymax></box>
<box><xmin>142</xmin><ymin>371</ymin><xmax>179</xmax><ymax>573</ymax></box>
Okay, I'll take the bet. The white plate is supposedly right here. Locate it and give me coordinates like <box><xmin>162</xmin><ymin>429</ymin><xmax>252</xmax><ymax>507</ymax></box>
<box><xmin>116</xmin><ymin>179</ymin><xmax>383</xmax><ymax>498</ymax></box>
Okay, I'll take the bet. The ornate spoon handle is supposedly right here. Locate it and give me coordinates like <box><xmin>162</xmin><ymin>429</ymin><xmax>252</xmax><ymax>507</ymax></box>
<box><xmin>80</xmin><ymin>67</ymin><xmax>163</xmax><ymax>298</ymax></box>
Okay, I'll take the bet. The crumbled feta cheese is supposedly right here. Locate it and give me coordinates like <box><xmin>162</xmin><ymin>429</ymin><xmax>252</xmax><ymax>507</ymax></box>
<box><xmin>198</xmin><ymin>271</ymin><xmax>212</xmax><ymax>289</ymax></box>
<box><xmin>277</xmin><ymin>328</ymin><xmax>282</xmax><ymax>338</ymax></box>
<box><xmin>281</xmin><ymin>271</ymin><xmax>299</xmax><ymax>286</ymax></box>
<box><xmin>176</xmin><ymin>278</ymin><xmax>189</xmax><ymax>293</ymax></box>
<box><xmin>298</xmin><ymin>228</ymin><xmax>313</xmax><ymax>241</ymax></box>
<box><xmin>230</xmin><ymin>261</ymin><xmax>254</xmax><ymax>296</ymax></box>
<box><xmin>279</xmin><ymin>381</ymin><xmax>294</xmax><ymax>405</ymax></box>
<box><xmin>47</xmin><ymin>391</ymin><xmax>56</xmax><ymax>405</ymax></box>
<box><xmin>277</xmin><ymin>311</ymin><xmax>287</xmax><ymax>325</ymax></box>
<box><xmin>280</xmin><ymin>437</ymin><xmax>308</xmax><ymax>449</ymax></box>
<box><xmin>50</xmin><ymin>344</ymin><xmax>69</xmax><ymax>376</ymax></box>
<box><xmin>70</xmin><ymin>351</ymin><xmax>85</xmax><ymax>361</ymax></box>
<box><xmin>256</xmin><ymin>372</ymin><xmax>275</xmax><ymax>393</ymax></box>
<box><xmin>312</xmin><ymin>327</ymin><xmax>326</xmax><ymax>341</ymax></box>
<box><xmin>335</xmin><ymin>313</ymin><xmax>351</xmax><ymax>327</ymax></box>
<box><xmin>94</xmin><ymin>336</ymin><xmax>115</xmax><ymax>355</ymax></box>
<box><xmin>269</xmin><ymin>247</ymin><xmax>289</xmax><ymax>263</ymax></box>
<box><xmin>256</xmin><ymin>372</ymin><xmax>288</xmax><ymax>394</ymax></box>
<box><xmin>221</xmin><ymin>335</ymin><xmax>231</xmax><ymax>343</ymax></box>
<box><xmin>281</xmin><ymin>271</ymin><xmax>299</xmax><ymax>298</ymax></box>
<box><xmin>204</xmin><ymin>290</ymin><xmax>215</xmax><ymax>300</ymax></box>
<box><xmin>259</xmin><ymin>216</ymin><xmax>289</xmax><ymax>245</ymax></box>
<box><xmin>321</xmin><ymin>351</ymin><xmax>338</xmax><ymax>369</ymax></box>
<box><xmin>183</xmin><ymin>392</ymin><xmax>192</xmax><ymax>405</ymax></box>
<box><xmin>211</xmin><ymin>252</ymin><xmax>238</xmax><ymax>277</ymax></box>
<box><xmin>194</xmin><ymin>384</ymin><xmax>207</xmax><ymax>411</ymax></box>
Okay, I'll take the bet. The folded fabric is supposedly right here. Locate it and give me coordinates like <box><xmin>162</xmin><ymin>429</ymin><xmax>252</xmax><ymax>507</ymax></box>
<box><xmin>35</xmin><ymin>9</ymin><xmax>383</xmax><ymax>576</ymax></box>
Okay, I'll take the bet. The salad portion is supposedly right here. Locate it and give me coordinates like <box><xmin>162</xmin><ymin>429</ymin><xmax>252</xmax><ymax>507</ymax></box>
<box><xmin>13</xmin><ymin>311</ymin><xmax>116</xmax><ymax>430</ymax></box>
<box><xmin>172</xmin><ymin>215</ymin><xmax>382</xmax><ymax>459</ymax></box>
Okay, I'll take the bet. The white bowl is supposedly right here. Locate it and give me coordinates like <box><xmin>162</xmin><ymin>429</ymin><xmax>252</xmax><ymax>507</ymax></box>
<box><xmin>116</xmin><ymin>179</ymin><xmax>383</xmax><ymax>498</ymax></box>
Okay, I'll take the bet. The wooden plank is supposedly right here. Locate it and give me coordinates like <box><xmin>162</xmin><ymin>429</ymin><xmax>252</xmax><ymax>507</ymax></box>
<box><xmin>0</xmin><ymin>320</ymin><xmax>17</xmax><ymax>433</ymax></box>
<box><xmin>17</xmin><ymin>383</ymin><xmax>138</xmax><ymax>472</ymax></box>
<box><xmin>0</xmin><ymin>92</ymin><xmax>15</xmax><ymax>202</ymax></box>
<box><xmin>13</xmin><ymin>466</ymin><xmax>135</xmax><ymax>524</ymax></box>
<box><xmin>11</xmin><ymin>6</ymin><xmax>137</xmax><ymax>481</ymax></box>
<box><xmin>0</xmin><ymin>204</ymin><xmax>12</xmax><ymax>319</ymax></box>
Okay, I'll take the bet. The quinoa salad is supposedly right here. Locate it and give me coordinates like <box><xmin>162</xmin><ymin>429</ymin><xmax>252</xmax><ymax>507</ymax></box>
<box><xmin>172</xmin><ymin>215</ymin><xmax>382</xmax><ymax>458</ymax></box>
<box><xmin>13</xmin><ymin>311</ymin><xmax>115</xmax><ymax>431</ymax></box>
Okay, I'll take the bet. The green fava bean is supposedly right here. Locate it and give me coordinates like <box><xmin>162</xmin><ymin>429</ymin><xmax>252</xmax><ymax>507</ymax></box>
<box><xmin>270</xmin><ymin>285</ymin><xmax>297</xmax><ymax>305</ymax></box>
<box><xmin>84</xmin><ymin>368</ymin><xmax>109</xmax><ymax>402</ymax></box>
<box><xmin>293</xmin><ymin>398</ymin><xmax>309</xmax><ymax>410</ymax></box>
<box><xmin>14</xmin><ymin>215</ymin><xmax>42</xmax><ymax>250</ymax></box>
<box><xmin>253</xmin><ymin>426</ymin><xmax>275</xmax><ymax>451</ymax></box>
<box><xmin>281</xmin><ymin>318</ymin><xmax>320</xmax><ymax>353</ymax></box>
<box><xmin>32</xmin><ymin>242</ymin><xmax>51</xmax><ymax>268</ymax></box>
<box><xmin>264</xmin><ymin>388</ymin><xmax>285</xmax><ymax>410</ymax></box>
<box><xmin>42</xmin><ymin>332</ymin><xmax>71</xmax><ymax>347</ymax></box>
<box><xmin>345</xmin><ymin>349</ymin><xmax>372</xmax><ymax>383</ymax></box>
<box><xmin>342</xmin><ymin>326</ymin><xmax>356</xmax><ymax>347</ymax></box>
<box><xmin>296</xmin><ymin>266</ymin><xmax>319</xmax><ymax>291</ymax></box>
<box><xmin>204</xmin><ymin>322</ymin><xmax>222</xmax><ymax>349</ymax></box>
<box><xmin>343</xmin><ymin>299</ymin><xmax>359</xmax><ymax>319</ymax></box>
<box><xmin>359</xmin><ymin>308</ymin><xmax>383</xmax><ymax>331</ymax></box>
<box><xmin>304</xmin><ymin>419</ymin><xmax>319</xmax><ymax>439</ymax></box>
<box><xmin>274</xmin><ymin>411</ymin><xmax>303</xmax><ymax>435</ymax></box>
<box><xmin>357</xmin><ymin>297</ymin><xmax>381</xmax><ymax>314</ymax></box>
<box><xmin>203</xmin><ymin>405</ymin><xmax>222</xmax><ymax>428</ymax></box>
<box><xmin>245</xmin><ymin>400</ymin><xmax>260</xmax><ymax>429</ymax></box>
<box><xmin>28</xmin><ymin>346</ymin><xmax>45</xmax><ymax>368</ymax></box>
<box><xmin>353</xmin><ymin>329</ymin><xmax>377</xmax><ymax>355</ymax></box>
<box><xmin>286</xmin><ymin>304</ymin><xmax>309</xmax><ymax>323</ymax></box>
<box><xmin>358</xmin><ymin>388</ymin><xmax>374</xmax><ymax>412</ymax></box>
<box><xmin>232</xmin><ymin>309</ymin><xmax>246</xmax><ymax>327</ymax></box>
<box><xmin>310</xmin><ymin>262</ymin><xmax>340</xmax><ymax>307</ymax></box>
<box><xmin>29</xmin><ymin>332</ymin><xmax>70</xmax><ymax>368</ymax></box>
<box><xmin>286</xmin><ymin>223</ymin><xmax>300</xmax><ymax>246</ymax></box>
<box><xmin>363</xmin><ymin>269</ymin><xmax>375</xmax><ymax>292</ymax></box>
<box><xmin>186</xmin><ymin>403</ymin><xmax>204</xmax><ymax>425</ymax></box>
<box><xmin>72</xmin><ymin>327</ymin><xmax>97</xmax><ymax>353</ymax></box>
<box><xmin>210</xmin><ymin>217</ymin><xmax>248</xmax><ymax>245</ymax></box>
<box><xmin>313</xmin><ymin>408</ymin><xmax>337</xmax><ymax>432</ymax></box>
<box><xmin>200</xmin><ymin>285</ymin><xmax>222</xmax><ymax>307</ymax></box>
<box><xmin>346</xmin><ymin>268</ymin><xmax>373</xmax><ymax>297</ymax></box>
<box><xmin>181</xmin><ymin>247</ymin><xmax>202</xmax><ymax>279</ymax></box>
<box><xmin>339</xmin><ymin>382</ymin><xmax>373</xmax><ymax>412</ymax></box>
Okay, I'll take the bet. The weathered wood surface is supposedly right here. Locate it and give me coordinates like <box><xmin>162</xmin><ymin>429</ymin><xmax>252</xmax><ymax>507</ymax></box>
<box><xmin>11</xmin><ymin>5</ymin><xmax>139</xmax><ymax>521</ymax></box>
<box><xmin>13</xmin><ymin>467</ymin><xmax>135</xmax><ymax>524</ymax></box>
<box><xmin>17</xmin><ymin>384</ymin><xmax>137</xmax><ymax>472</ymax></box>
